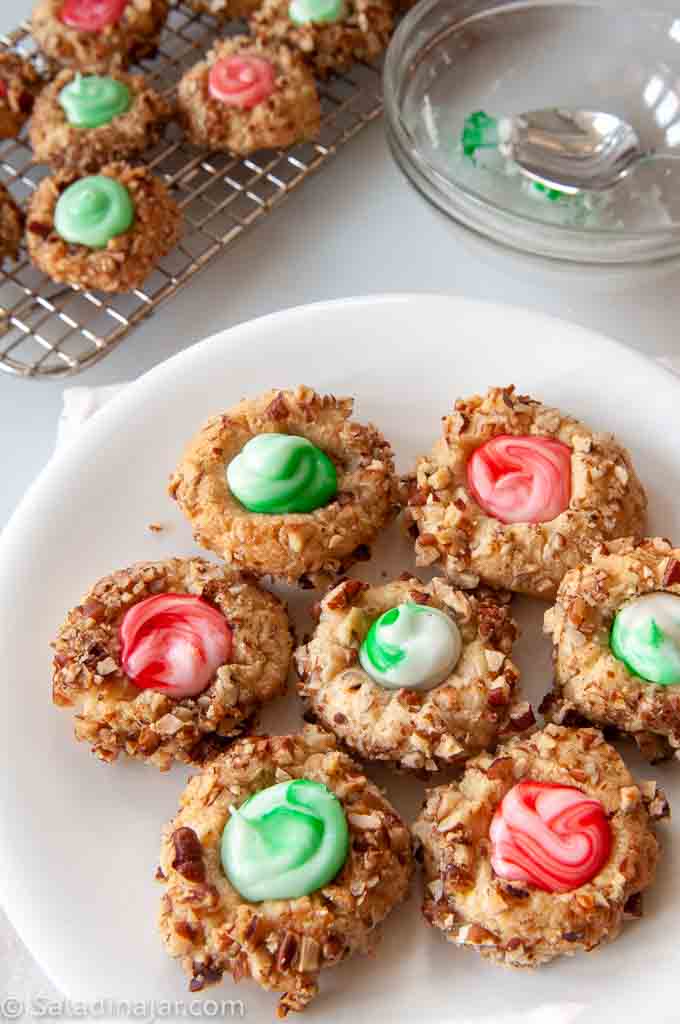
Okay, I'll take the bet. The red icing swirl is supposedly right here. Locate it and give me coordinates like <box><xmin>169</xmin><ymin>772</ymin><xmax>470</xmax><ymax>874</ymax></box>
<box><xmin>490</xmin><ymin>781</ymin><xmax>611</xmax><ymax>893</ymax></box>
<box><xmin>120</xmin><ymin>593</ymin><xmax>232</xmax><ymax>698</ymax></box>
<box><xmin>208</xmin><ymin>55</ymin><xmax>275</xmax><ymax>109</ymax></box>
<box><xmin>0</xmin><ymin>81</ymin><xmax>6</xmax><ymax>100</ymax></box>
<box><xmin>467</xmin><ymin>435</ymin><xmax>571</xmax><ymax>524</ymax></box>
<box><xmin>60</xmin><ymin>0</ymin><xmax>128</xmax><ymax>31</ymax></box>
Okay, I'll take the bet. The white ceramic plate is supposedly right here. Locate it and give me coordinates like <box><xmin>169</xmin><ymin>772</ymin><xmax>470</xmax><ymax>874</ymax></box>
<box><xmin>1</xmin><ymin>295</ymin><xmax>678</xmax><ymax>1024</ymax></box>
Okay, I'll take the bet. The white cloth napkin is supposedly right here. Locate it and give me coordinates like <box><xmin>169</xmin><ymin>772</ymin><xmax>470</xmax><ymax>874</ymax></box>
<box><xmin>56</xmin><ymin>383</ymin><xmax>128</xmax><ymax>449</ymax></box>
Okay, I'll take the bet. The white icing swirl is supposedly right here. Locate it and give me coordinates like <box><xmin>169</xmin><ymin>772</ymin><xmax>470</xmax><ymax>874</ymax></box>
<box><xmin>359</xmin><ymin>602</ymin><xmax>462</xmax><ymax>691</ymax></box>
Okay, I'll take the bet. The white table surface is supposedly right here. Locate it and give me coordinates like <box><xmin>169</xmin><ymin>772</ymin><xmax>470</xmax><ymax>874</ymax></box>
<box><xmin>3</xmin><ymin>0</ymin><xmax>680</xmax><ymax>1007</ymax></box>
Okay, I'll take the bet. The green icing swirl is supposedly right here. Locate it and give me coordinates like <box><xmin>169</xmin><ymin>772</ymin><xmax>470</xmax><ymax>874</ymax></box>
<box><xmin>59</xmin><ymin>74</ymin><xmax>131</xmax><ymax>129</ymax></box>
<box><xmin>288</xmin><ymin>0</ymin><xmax>344</xmax><ymax>24</ymax></box>
<box><xmin>610</xmin><ymin>592</ymin><xmax>680</xmax><ymax>686</ymax></box>
<box><xmin>359</xmin><ymin>601</ymin><xmax>462</xmax><ymax>691</ymax></box>
<box><xmin>226</xmin><ymin>433</ymin><xmax>337</xmax><ymax>514</ymax></box>
<box><xmin>54</xmin><ymin>175</ymin><xmax>134</xmax><ymax>249</ymax></box>
<box><xmin>220</xmin><ymin>779</ymin><xmax>349</xmax><ymax>901</ymax></box>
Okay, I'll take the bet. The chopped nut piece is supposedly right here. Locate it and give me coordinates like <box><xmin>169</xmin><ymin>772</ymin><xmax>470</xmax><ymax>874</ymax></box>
<box><xmin>297</xmin><ymin>937</ymin><xmax>320</xmax><ymax>973</ymax></box>
<box><xmin>347</xmin><ymin>812</ymin><xmax>382</xmax><ymax>830</ymax></box>
<box><xmin>95</xmin><ymin>656</ymin><xmax>118</xmax><ymax>676</ymax></box>
<box><xmin>172</xmin><ymin>827</ymin><xmax>205</xmax><ymax>884</ymax></box>
<box><xmin>619</xmin><ymin>786</ymin><xmax>641</xmax><ymax>811</ymax></box>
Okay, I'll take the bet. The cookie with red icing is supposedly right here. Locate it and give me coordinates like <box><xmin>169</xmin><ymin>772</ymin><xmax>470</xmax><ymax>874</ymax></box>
<box><xmin>414</xmin><ymin>724</ymin><xmax>668</xmax><ymax>966</ymax></box>
<box><xmin>250</xmin><ymin>0</ymin><xmax>393</xmax><ymax>78</ymax></box>
<box><xmin>32</xmin><ymin>0</ymin><xmax>169</xmax><ymax>74</ymax></box>
<box><xmin>404</xmin><ymin>385</ymin><xmax>647</xmax><ymax>599</ymax></box>
<box><xmin>52</xmin><ymin>557</ymin><xmax>292</xmax><ymax>770</ymax></box>
<box><xmin>177</xmin><ymin>36</ymin><xmax>320</xmax><ymax>156</ymax></box>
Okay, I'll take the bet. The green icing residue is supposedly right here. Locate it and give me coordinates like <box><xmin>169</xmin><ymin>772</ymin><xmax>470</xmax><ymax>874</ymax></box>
<box><xmin>461</xmin><ymin>110</ymin><xmax>499</xmax><ymax>160</ymax></box>
<box><xmin>460</xmin><ymin>111</ymin><xmax>569</xmax><ymax>201</ymax></box>
<box><xmin>530</xmin><ymin>180</ymin><xmax>568</xmax><ymax>202</ymax></box>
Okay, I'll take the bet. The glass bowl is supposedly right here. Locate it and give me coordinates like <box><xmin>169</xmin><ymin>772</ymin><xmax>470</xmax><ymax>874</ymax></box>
<box><xmin>384</xmin><ymin>0</ymin><xmax>680</xmax><ymax>262</ymax></box>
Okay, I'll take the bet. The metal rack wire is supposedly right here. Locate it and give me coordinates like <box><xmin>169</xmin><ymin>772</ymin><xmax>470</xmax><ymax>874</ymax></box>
<box><xmin>0</xmin><ymin>1</ymin><xmax>384</xmax><ymax>378</ymax></box>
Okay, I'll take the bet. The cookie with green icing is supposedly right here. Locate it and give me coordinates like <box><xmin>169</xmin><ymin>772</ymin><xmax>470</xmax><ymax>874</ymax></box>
<box><xmin>30</xmin><ymin>69</ymin><xmax>173</xmax><ymax>174</ymax></box>
<box><xmin>544</xmin><ymin>537</ymin><xmax>680</xmax><ymax>763</ymax></box>
<box><xmin>158</xmin><ymin>728</ymin><xmax>413</xmax><ymax>1016</ymax></box>
<box><xmin>26</xmin><ymin>162</ymin><xmax>182</xmax><ymax>293</ymax></box>
<box><xmin>296</xmin><ymin>576</ymin><xmax>527</xmax><ymax>772</ymax></box>
<box><xmin>170</xmin><ymin>387</ymin><xmax>397</xmax><ymax>586</ymax></box>
<box><xmin>250</xmin><ymin>0</ymin><xmax>393</xmax><ymax>78</ymax></box>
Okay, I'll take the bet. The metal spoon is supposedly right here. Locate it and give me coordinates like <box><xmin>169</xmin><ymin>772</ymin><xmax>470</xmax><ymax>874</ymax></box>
<box><xmin>498</xmin><ymin>108</ymin><xmax>680</xmax><ymax>192</ymax></box>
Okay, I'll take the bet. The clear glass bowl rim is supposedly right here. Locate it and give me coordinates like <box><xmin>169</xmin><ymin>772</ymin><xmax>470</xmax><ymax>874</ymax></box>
<box><xmin>383</xmin><ymin>0</ymin><xmax>680</xmax><ymax>262</ymax></box>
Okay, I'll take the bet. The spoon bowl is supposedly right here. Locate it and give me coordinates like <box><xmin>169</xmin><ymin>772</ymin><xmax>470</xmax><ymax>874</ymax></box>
<box><xmin>499</xmin><ymin>109</ymin><xmax>672</xmax><ymax>192</ymax></box>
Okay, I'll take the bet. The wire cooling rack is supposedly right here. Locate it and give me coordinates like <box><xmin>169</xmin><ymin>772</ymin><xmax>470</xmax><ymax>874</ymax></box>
<box><xmin>0</xmin><ymin>2</ymin><xmax>384</xmax><ymax>378</ymax></box>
